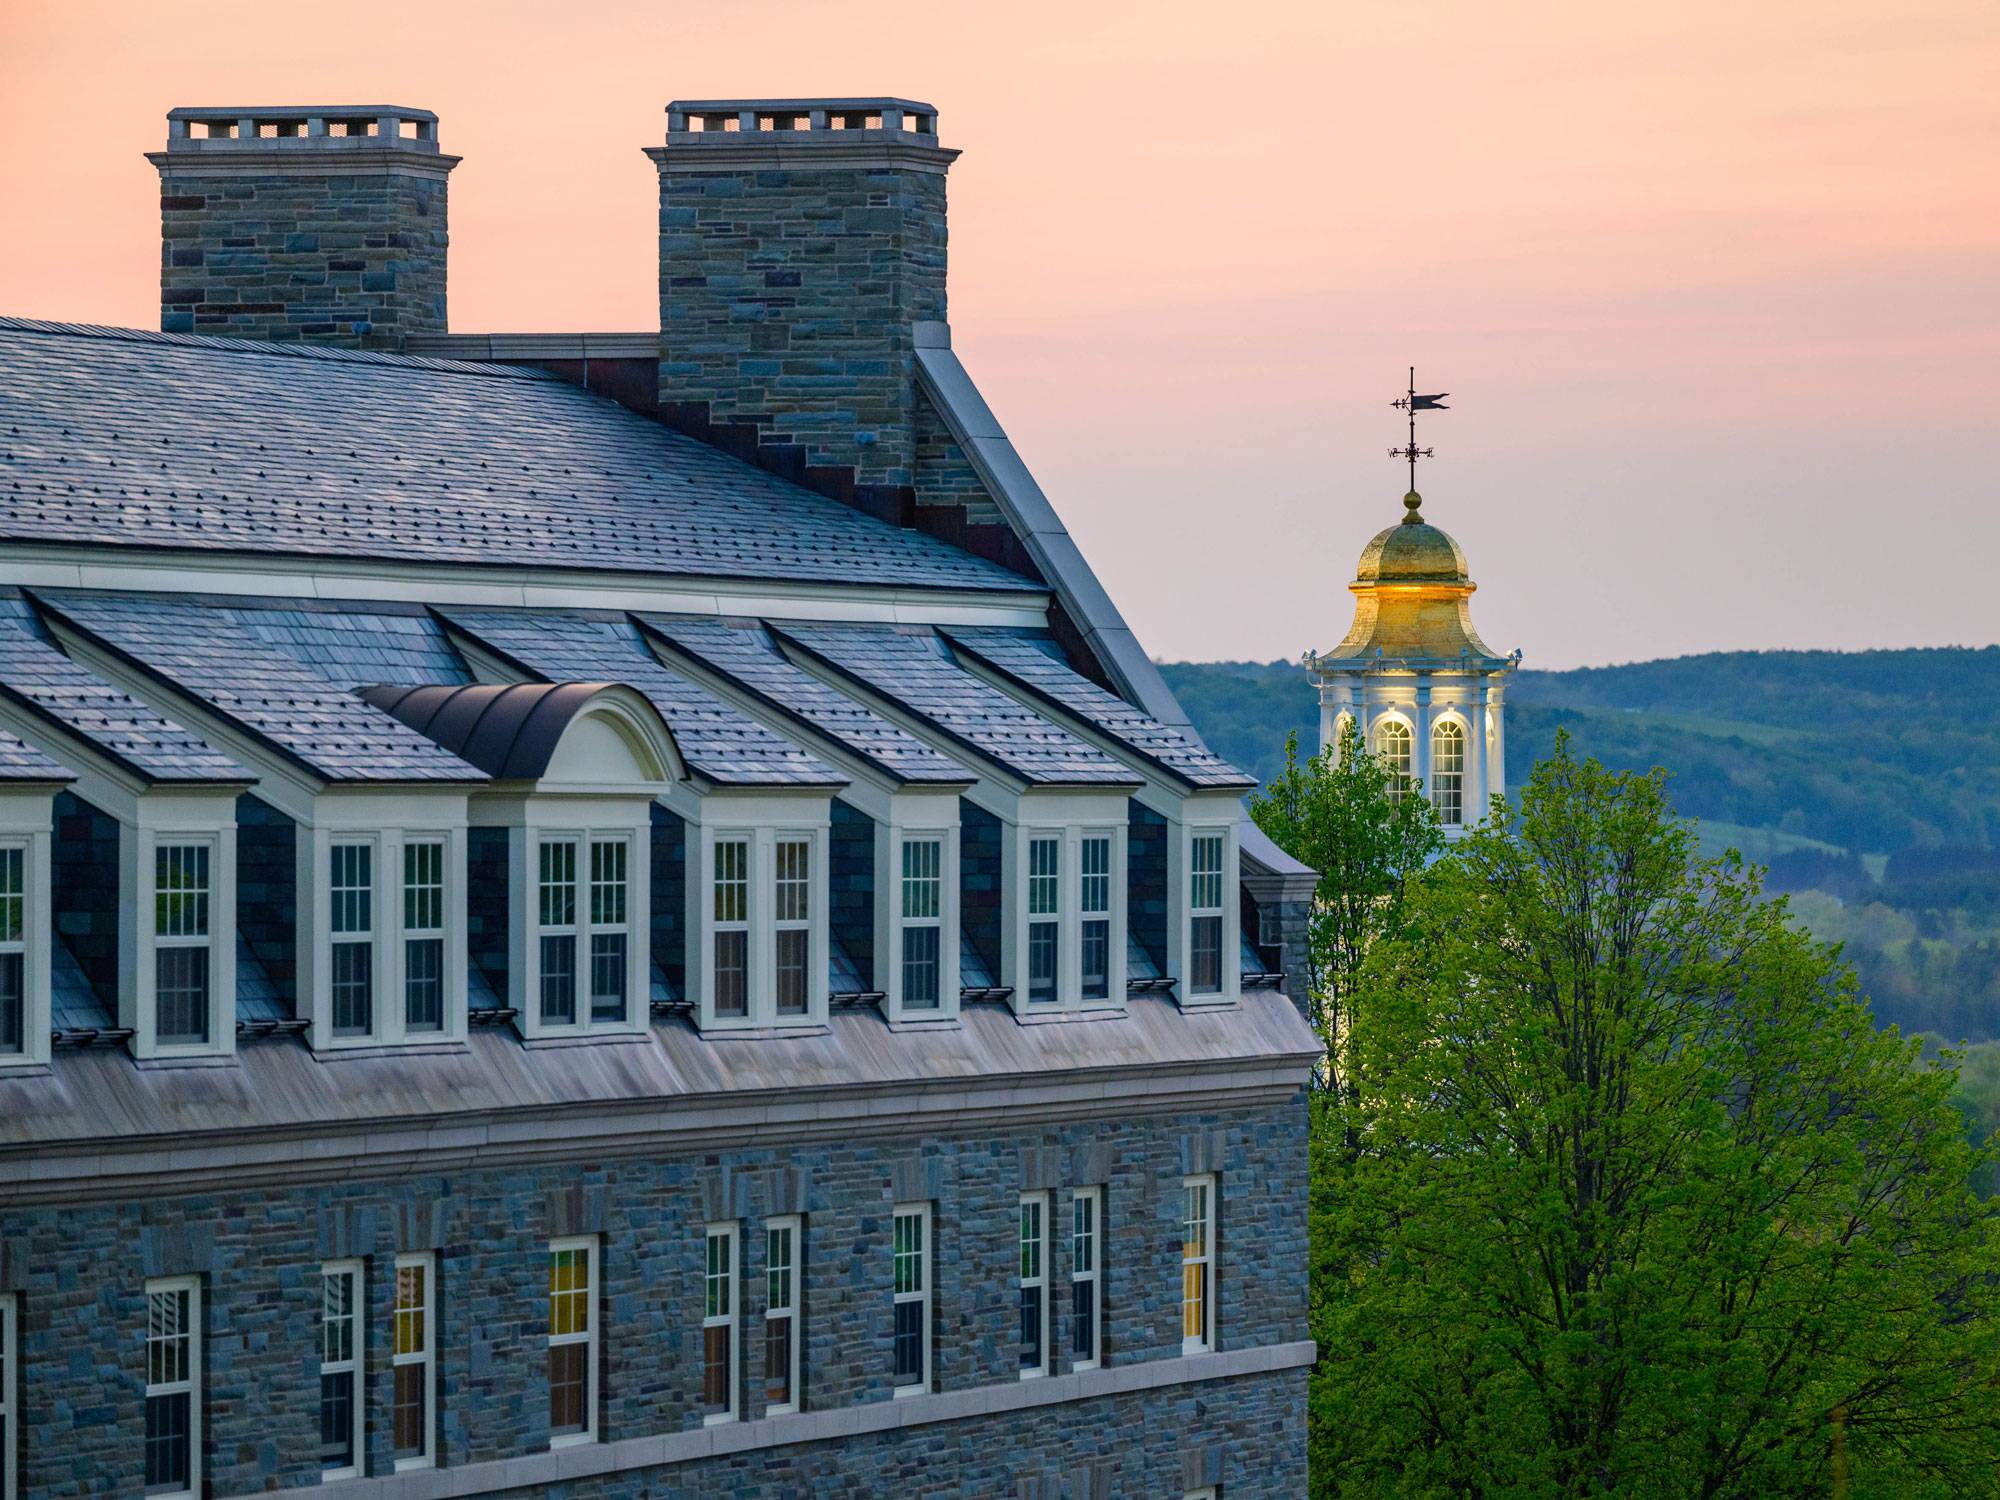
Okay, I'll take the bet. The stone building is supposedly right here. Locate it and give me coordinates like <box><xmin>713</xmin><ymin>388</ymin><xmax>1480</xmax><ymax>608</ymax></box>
<box><xmin>0</xmin><ymin>100</ymin><xmax>1319</xmax><ymax>1497</ymax></box>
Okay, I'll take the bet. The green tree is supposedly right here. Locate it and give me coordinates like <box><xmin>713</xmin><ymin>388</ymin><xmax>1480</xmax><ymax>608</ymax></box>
<box><xmin>1250</xmin><ymin>722</ymin><xmax>1442</xmax><ymax>1085</ymax></box>
<box><xmin>1312</xmin><ymin>739</ymin><xmax>2000</xmax><ymax>1498</ymax></box>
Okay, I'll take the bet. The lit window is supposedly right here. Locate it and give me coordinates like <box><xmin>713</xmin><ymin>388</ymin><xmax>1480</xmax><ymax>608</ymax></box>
<box><xmin>0</xmin><ymin>1293</ymin><xmax>17</xmax><ymax>1499</ymax></box>
<box><xmin>154</xmin><ymin>843</ymin><xmax>212</xmax><ymax>1046</ymax></box>
<box><xmin>549</xmin><ymin>1238</ymin><xmax>597</xmax><ymax>1445</ymax></box>
<box><xmin>712</xmin><ymin>839</ymin><xmax>749</xmax><ymax>1019</ymax></box>
<box><xmin>1071</xmin><ymin>1187</ymin><xmax>1101</xmax><ymax>1370</ymax></box>
<box><xmin>1432</xmin><ymin>720</ymin><xmax>1465</xmax><ymax>826</ymax></box>
<box><xmin>320</xmin><ymin>1262</ymin><xmax>362</xmax><ymax>1478</ymax></box>
<box><xmin>1027</xmin><ymin>836</ymin><xmax>1060</xmax><ymax>1005</ymax></box>
<box><xmin>330</xmin><ymin>842</ymin><xmax>374</xmax><ymax>1039</ymax></box>
<box><xmin>1182</xmin><ymin>1176</ymin><xmax>1215</xmax><ymax>1355</ymax></box>
<box><xmin>1189</xmin><ymin>833</ymin><xmax>1225</xmax><ymax>997</ymax></box>
<box><xmin>702</xmin><ymin>1223</ymin><xmax>738</xmax><ymax>1423</ymax></box>
<box><xmin>0</xmin><ymin>846</ymin><xmax>23</xmax><ymax>1056</ymax></box>
<box><xmin>774</xmin><ymin>838</ymin><xmax>811</xmax><ymax>1018</ymax></box>
<box><xmin>1018</xmin><ymin>1192</ymin><xmax>1049</xmax><ymax>1378</ymax></box>
<box><xmin>892</xmin><ymin>1203</ymin><xmax>930</xmax><ymax>1395</ymax></box>
<box><xmin>588</xmin><ymin>840</ymin><xmax>629</xmax><ymax>1025</ymax></box>
<box><xmin>1080</xmin><ymin>836</ymin><xmax>1111</xmax><ymax>1002</ymax></box>
<box><xmin>403</xmin><ymin>839</ymin><xmax>446</xmax><ymax>1033</ymax></box>
<box><xmin>391</xmin><ymin>1254</ymin><xmax>434</xmax><ymax>1469</ymax></box>
<box><xmin>764</xmin><ymin>1215</ymin><xmax>802</xmax><ymax>1415</ymax></box>
<box><xmin>1374</xmin><ymin>719</ymin><xmax>1413</xmax><ymax>802</ymax></box>
<box><xmin>899</xmin><ymin>837</ymin><xmax>942</xmax><ymax>1012</ymax></box>
<box><xmin>538</xmin><ymin>838</ymin><xmax>579</xmax><ymax>1026</ymax></box>
<box><xmin>144</xmin><ymin>1276</ymin><xmax>200</xmax><ymax>1497</ymax></box>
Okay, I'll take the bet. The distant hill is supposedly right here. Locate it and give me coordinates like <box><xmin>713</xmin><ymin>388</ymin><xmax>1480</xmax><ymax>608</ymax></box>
<box><xmin>1160</xmin><ymin>648</ymin><xmax>2000</xmax><ymax>1040</ymax></box>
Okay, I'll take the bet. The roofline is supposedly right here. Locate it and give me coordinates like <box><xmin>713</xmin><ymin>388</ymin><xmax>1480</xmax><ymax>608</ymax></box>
<box><xmin>0</xmin><ymin>315</ymin><xmax>551</xmax><ymax>380</ymax></box>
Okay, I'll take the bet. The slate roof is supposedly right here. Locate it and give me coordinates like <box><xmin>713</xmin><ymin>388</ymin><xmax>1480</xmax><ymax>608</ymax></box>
<box><xmin>770</xmin><ymin>624</ymin><xmax>1141</xmax><ymax>788</ymax></box>
<box><xmin>439</xmin><ymin>609</ymin><xmax>842</xmax><ymax>790</ymax></box>
<box><xmin>0</xmin><ymin>725</ymin><xmax>71</xmax><ymax>783</ymax></box>
<box><xmin>0</xmin><ymin>319</ymin><xmax>1040</xmax><ymax>596</ymax></box>
<box><xmin>37</xmin><ymin>592</ymin><xmax>483</xmax><ymax>784</ymax></box>
<box><xmin>944</xmin><ymin>629</ymin><xmax>1255</xmax><ymax>790</ymax></box>
<box><xmin>0</xmin><ymin>605</ymin><xmax>246</xmax><ymax>783</ymax></box>
<box><xmin>641</xmin><ymin>616</ymin><xmax>972</xmax><ymax>786</ymax></box>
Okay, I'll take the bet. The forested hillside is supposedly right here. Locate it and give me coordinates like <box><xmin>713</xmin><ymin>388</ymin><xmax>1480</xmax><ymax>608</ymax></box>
<box><xmin>1161</xmin><ymin>648</ymin><xmax>2000</xmax><ymax>1040</ymax></box>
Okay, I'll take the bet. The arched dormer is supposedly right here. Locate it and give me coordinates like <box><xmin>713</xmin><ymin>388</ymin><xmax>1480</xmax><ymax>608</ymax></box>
<box><xmin>363</xmin><ymin>682</ymin><xmax>680</xmax><ymax>1042</ymax></box>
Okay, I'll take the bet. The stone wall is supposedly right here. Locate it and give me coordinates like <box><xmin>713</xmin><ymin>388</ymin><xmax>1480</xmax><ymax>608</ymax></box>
<box><xmin>157</xmin><ymin>169</ymin><xmax>448</xmax><ymax>349</ymax></box>
<box><xmin>0</xmin><ymin>1099</ymin><xmax>1307</xmax><ymax>1496</ymax></box>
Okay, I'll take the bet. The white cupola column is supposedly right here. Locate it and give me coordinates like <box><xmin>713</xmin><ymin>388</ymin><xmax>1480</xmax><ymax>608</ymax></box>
<box><xmin>1411</xmin><ymin>679</ymin><xmax>1433</xmax><ymax>805</ymax></box>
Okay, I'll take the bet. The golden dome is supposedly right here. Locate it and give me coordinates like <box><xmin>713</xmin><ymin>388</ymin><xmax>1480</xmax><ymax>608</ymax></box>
<box><xmin>1318</xmin><ymin>491</ymin><xmax>1505</xmax><ymax>666</ymax></box>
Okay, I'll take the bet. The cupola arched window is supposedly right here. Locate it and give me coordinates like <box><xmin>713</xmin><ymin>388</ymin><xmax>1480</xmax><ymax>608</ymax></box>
<box><xmin>1332</xmin><ymin>711</ymin><xmax>1357</xmax><ymax>760</ymax></box>
<box><xmin>1432</xmin><ymin>719</ymin><xmax>1465</xmax><ymax>825</ymax></box>
<box><xmin>1374</xmin><ymin>719</ymin><xmax>1412</xmax><ymax>801</ymax></box>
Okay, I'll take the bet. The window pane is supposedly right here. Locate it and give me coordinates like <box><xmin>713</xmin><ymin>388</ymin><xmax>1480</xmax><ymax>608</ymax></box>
<box><xmin>155</xmin><ymin>946</ymin><xmax>209</xmax><ymax>1045</ymax></box>
<box><xmin>775</xmin><ymin>839</ymin><xmax>810</xmax><ymax>923</ymax></box>
<box><xmin>331</xmin><ymin>844</ymin><xmax>372</xmax><ymax>935</ymax></box>
<box><xmin>901</xmin><ymin>924</ymin><xmax>940</xmax><ymax>1010</ymax></box>
<box><xmin>1028</xmin><ymin>922</ymin><xmax>1057</xmax><ymax>1004</ymax></box>
<box><xmin>1191</xmin><ymin>834</ymin><xmax>1224</xmax><ymax>911</ymax></box>
<box><xmin>713</xmin><ymin>840</ymin><xmax>747</xmax><ymax>923</ymax></box>
<box><xmin>702</xmin><ymin>1324</ymin><xmax>732</xmax><ymax>1413</ymax></box>
<box><xmin>155</xmin><ymin>844</ymin><xmax>210</xmax><ymax>938</ymax></box>
<box><xmin>590</xmin><ymin>840</ymin><xmax>627</xmax><ymax>926</ymax></box>
<box><xmin>1027</xmin><ymin>837</ymin><xmax>1059</xmax><ymax>915</ymax></box>
<box><xmin>1080</xmin><ymin>835</ymin><xmax>1110</xmax><ymax>915</ymax></box>
<box><xmin>1071</xmin><ymin>1277</ymin><xmax>1096</xmax><ymax>1362</ymax></box>
<box><xmin>403</xmin><ymin>840</ymin><xmax>444</xmax><ymax>932</ymax></box>
<box><xmin>763</xmin><ymin>1315</ymin><xmax>793</xmax><ymax>1406</ymax></box>
<box><xmin>1081</xmin><ymin>918</ymin><xmax>1109</xmax><ymax>1001</ymax></box>
<box><xmin>0</xmin><ymin>951</ymin><xmax>21</xmax><ymax>1055</ymax></box>
<box><xmin>713</xmin><ymin>929</ymin><xmax>748</xmax><ymax>1018</ymax></box>
<box><xmin>145</xmin><ymin>1391</ymin><xmax>191</xmax><ymax>1490</ymax></box>
<box><xmin>0</xmin><ymin>846</ymin><xmax>22</xmax><ymax>942</ymax></box>
<box><xmin>319</xmin><ymin>1370</ymin><xmax>355</xmax><ymax>1470</ymax></box>
<box><xmin>539</xmin><ymin>841</ymin><xmax>576</xmax><ymax>927</ymax></box>
<box><xmin>1019</xmin><ymin>1282</ymin><xmax>1043</xmax><ymax>1371</ymax></box>
<box><xmin>331</xmin><ymin>939</ymin><xmax>373</xmax><ymax>1037</ymax></box>
<box><xmin>1191</xmin><ymin>914</ymin><xmax>1223</xmax><ymax>994</ymax></box>
<box><xmin>1432</xmin><ymin>720</ymin><xmax>1466</xmax><ymax>825</ymax></box>
<box><xmin>404</xmin><ymin>936</ymin><xmax>444</xmax><ymax>1031</ymax></box>
<box><xmin>392</xmin><ymin>1363</ymin><xmax>426</xmax><ymax>1460</ymax></box>
<box><xmin>900</xmin><ymin>838</ymin><xmax>940</xmax><ymax>920</ymax></box>
<box><xmin>549</xmin><ymin>1340</ymin><xmax>587</xmax><ymax>1436</ymax></box>
<box><xmin>775</xmin><ymin>928</ymin><xmax>808</xmax><ymax>1016</ymax></box>
<box><xmin>540</xmin><ymin>934</ymin><xmax>576</xmax><ymax>1025</ymax></box>
<box><xmin>892</xmin><ymin>1299</ymin><xmax>924</xmax><ymax>1387</ymax></box>
<box><xmin>589</xmin><ymin>933</ymin><xmax>627</xmax><ymax>1024</ymax></box>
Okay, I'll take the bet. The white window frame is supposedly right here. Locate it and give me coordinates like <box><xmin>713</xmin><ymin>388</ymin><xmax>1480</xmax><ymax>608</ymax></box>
<box><xmin>1078</xmin><ymin>833</ymin><xmax>1113</xmax><ymax>1003</ymax></box>
<box><xmin>1006</xmin><ymin>814</ymin><xmax>1128</xmax><ymax>1016</ymax></box>
<box><xmin>528</xmin><ymin>830</ymin><xmax>639</xmax><ymax>1037</ymax></box>
<box><xmin>1431</xmin><ymin>716</ymin><xmax>1466</xmax><ymax>826</ymax></box>
<box><xmin>1018</xmin><ymin>1191</ymin><xmax>1050</xmax><ymax>1379</ymax></box>
<box><xmin>1187</xmin><ymin>830</ymin><xmax>1227</xmax><ymax>999</ymax></box>
<box><xmin>709</xmin><ymin>835</ymin><xmax>751</xmax><ymax>1022</ymax></box>
<box><xmin>763</xmin><ymin>1214</ymin><xmax>802</xmax><ymax>1416</ymax></box>
<box><xmin>319</xmin><ymin>1260</ymin><xmax>363</xmax><ymax>1481</ymax></box>
<box><xmin>1186</xmin><ymin>1489</ymin><xmax>1218</xmax><ymax>1500</ymax></box>
<box><xmin>1374</xmin><ymin>716</ymin><xmax>1414</xmax><ymax>802</ymax></box>
<box><xmin>896</xmin><ymin>834</ymin><xmax>945</xmax><ymax>1016</ymax></box>
<box><xmin>702</xmin><ymin>1222</ymin><xmax>739</xmax><ymax>1425</ymax></box>
<box><xmin>1071</xmin><ymin>1186</ymin><xmax>1102</xmax><ymax>1372</ymax></box>
<box><xmin>151</xmin><ymin>838</ymin><xmax>217</xmax><ymax>1054</ymax></box>
<box><xmin>399</xmin><ymin>834</ymin><xmax>448</xmax><ymax>1036</ymax></box>
<box><xmin>391</xmin><ymin>1252</ymin><xmax>435</xmax><ymax>1472</ymax></box>
<box><xmin>585</xmin><ymin>836</ymin><xmax>633</xmax><ymax>1028</ymax></box>
<box><xmin>891</xmin><ymin>1202</ymin><xmax>931</xmax><ymax>1397</ymax></box>
<box><xmin>772</xmin><ymin>835</ymin><xmax>813</xmax><ymax>1020</ymax></box>
<box><xmin>548</xmin><ymin>1236</ymin><xmax>597</xmax><ymax>1448</ymax></box>
<box><xmin>1024</xmin><ymin>832</ymin><xmax>1061</xmax><ymax>1006</ymax></box>
<box><xmin>690</xmin><ymin>817</ymin><xmax>831</xmax><ymax>1032</ymax></box>
<box><xmin>0</xmin><ymin>842</ymin><xmax>24</xmax><ymax>1063</ymax></box>
<box><xmin>328</xmin><ymin>838</ymin><xmax>377</xmax><ymax>1041</ymax></box>
<box><xmin>144</xmin><ymin>1274</ymin><xmax>201</xmax><ymax>1500</ymax></box>
<box><xmin>0</xmin><ymin>1292</ymin><xmax>17</xmax><ymax>1500</ymax></box>
<box><xmin>0</xmin><ymin>806</ymin><xmax>51</xmax><ymax>1072</ymax></box>
<box><xmin>1182</xmin><ymin>1174</ymin><xmax>1216</xmax><ymax>1356</ymax></box>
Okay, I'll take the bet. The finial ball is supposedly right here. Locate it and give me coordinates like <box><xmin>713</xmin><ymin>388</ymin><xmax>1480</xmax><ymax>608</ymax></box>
<box><xmin>1401</xmin><ymin>489</ymin><xmax>1424</xmax><ymax>525</ymax></box>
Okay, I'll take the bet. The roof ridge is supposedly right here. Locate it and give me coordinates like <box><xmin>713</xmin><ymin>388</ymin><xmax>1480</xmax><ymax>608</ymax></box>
<box><xmin>0</xmin><ymin>315</ymin><xmax>556</xmax><ymax>382</ymax></box>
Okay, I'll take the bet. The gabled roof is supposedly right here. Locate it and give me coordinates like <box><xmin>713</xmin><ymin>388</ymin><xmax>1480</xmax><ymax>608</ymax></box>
<box><xmin>641</xmin><ymin>615</ymin><xmax>972</xmax><ymax>787</ymax></box>
<box><xmin>440</xmin><ymin>609</ymin><xmax>843</xmax><ymax>790</ymax></box>
<box><xmin>0</xmin><ymin>318</ymin><xmax>1039</xmax><ymax>596</ymax></box>
<box><xmin>944</xmin><ymin>628</ymin><xmax>1254</xmax><ymax>791</ymax></box>
<box><xmin>36</xmin><ymin>592</ymin><xmax>482</xmax><ymax>784</ymax></box>
<box><xmin>771</xmin><ymin>623</ymin><xmax>1141</xmax><ymax>789</ymax></box>
<box><xmin>0</xmin><ymin>605</ymin><xmax>246</xmax><ymax>784</ymax></box>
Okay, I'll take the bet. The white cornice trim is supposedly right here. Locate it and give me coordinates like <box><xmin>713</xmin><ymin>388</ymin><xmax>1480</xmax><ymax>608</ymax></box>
<box><xmin>0</xmin><ymin>544</ymin><xmax>1050</xmax><ymax>629</ymax></box>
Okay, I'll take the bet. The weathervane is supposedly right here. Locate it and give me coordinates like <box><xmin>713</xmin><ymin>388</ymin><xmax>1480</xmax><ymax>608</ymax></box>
<box><xmin>1389</xmin><ymin>367</ymin><xmax>1450</xmax><ymax>495</ymax></box>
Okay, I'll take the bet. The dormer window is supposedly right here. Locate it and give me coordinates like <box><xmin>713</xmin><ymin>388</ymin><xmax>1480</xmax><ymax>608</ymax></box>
<box><xmin>1080</xmin><ymin>834</ymin><xmax>1112</xmax><ymax>1002</ymax></box>
<box><xmin>402</xmin><ymin>840</ymin><xmax>446</xmax><ymax>1032</ymax></box>
<box><xmin>154</xmin><ymin>841</ymin><xmax>215</xmax><ymax>1047</ymax></box>
<box><xmin>711</xmin><ymin>838</ymin><xmax>750</xmax><ymax>1018</ymax></box>
<box><xmin>532</xmin><ymin>831</ymin><xmax>637</xmax><ymax>1033</ymax></box>
<box><xmin>898</xmin><ymin>836</ymin><xmax>944</xmax><ymax>1012</ymax></box>
<box><xmin>774</xmin><ymin>837</ymin><xmax>811</xmax><ymax>1017</ymax></box>
<box><xmin>1003</xmin><ymin>808</ymin><xmax>1128</xmax><ymax>1017</ymax></box>
<box><xmin>330</xmin><ymin>842</ymin><xmax>374</xmax><ymax>1037</ymax></box>
<box><xmin>1027</xmin><ymin>835</ymin><xmax>1060</xmax><ymax>1006</ymax></box>
<box><xmin>691</xmin><ymin>816</ymin><xmax>830</xmax><ymax>1032</ymax></box>
<box><xmin>1189</xmin><ymin>832</ymin><xmax>1225</xmax><ymax>997</ymax></box>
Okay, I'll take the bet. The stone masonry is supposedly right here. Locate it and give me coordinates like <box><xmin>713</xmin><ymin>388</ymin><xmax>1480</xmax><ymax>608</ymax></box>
<box><xmin>149</xmin><ymin>107</ymin><xmax>455</xmax><ymax>350</ymax></box>
<box><xmin>0</xmin><ymin>1099</ymin><xmax>1307</xmax><ymax>1496</ymax></box>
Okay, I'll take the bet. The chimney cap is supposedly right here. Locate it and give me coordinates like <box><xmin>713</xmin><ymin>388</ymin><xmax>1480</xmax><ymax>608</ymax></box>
<box><xmin>159</xmin><ymin>106</ymin><xmax>443</xmax><ymax>153</ymax></box>
<box><xmin>663</xmin><ymin>97</ymin><xmax>942</xmax><ymax>144</ymax></box>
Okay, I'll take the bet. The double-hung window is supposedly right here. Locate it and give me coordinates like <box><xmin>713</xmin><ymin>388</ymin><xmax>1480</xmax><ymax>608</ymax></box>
<box><xmin>402</xmin><ymin>839</ymin><xmax>446</xmax><ymax>1033</ymax></box>
<box><xmin>0</xmin><ymin>846</ymin><xmax>23</xmax><ymax>1056</ymax></box>
<box><xmin>0</xmin><ymin>1293</ymin><xmax>17</xmax><ymax>1500</ymax></box>
<box><xmin>1182</xmin><ymin>1175</ymin><xmax>1216</xmax><ymax>1355</ymax></box>
<box><xmin>320</xmin><ymin>1262</ymin><xmax>362</xmax><ymax>1478</ymax></box>
<box><xmin>891</xmin><ymin>1203</ymin><xmax>930</xmax><ymax>1395</ymax></box>
<box><xmin>764</xmin><ymin>1215</ymin><xmax>801</xmax><ymax>1415</ymax></box>
<box><xmin>1026</xmin><ymin>836</ymin><xmax>1060</xmax><ymax>1005</ymax></box>
<box><xmin>712</xmin><ymin>839</ymin><xmax>749</xmax><ymax>1019</ymax></box>
<box><xmin>1071</xmin><ymin>1187</ymin><xmax>1101</xmax><ymax>1370</ymax></box>
<box><xmin>537</xmin><ymin>839</ymin><xmax>579</xmax><ymax>1027</ymax></box>
<box><xmin>154</xmin><ymin>843</ymin><xmax>212</xmax><ymax>1047</ymax></box>
<box><xmin>899</xmin><ymin>837</ymin><xmax>942</xmax><ymax>1012</ymax></box>
<box><xmin>1189</xmin><ymin>833</ymin><xmax>1226</xmax><ymax>998</ymax></box>
<box><xmin>702</xmin><ymin>1223</ymin><xmax>737</xmax><ymax>1423</ymax></box>
<box><xmin>391</xmin><ymin>1254</ymin><xmax>435</xmax><ymax>1469</ymax></box>
<box><xmin>330</xmin><ymin>842</ymin><xmax>374</xmax><ymax>1038</ymax></box>
<box><xmin>144</xmin><ymin>1276</ymin><xmax>199</xmax><ymax>1497</ymax></box>
<box><xmin>548</xmin><ymin>1238</ymin><xmax>596</xmax><ymax>1445</ymax></box>
<box><xmin>1018</xmin><ymin>1192</ymin><xmax>1049</xmax><ymax>1378</ymax></box>
<box><xmin>1079</xmin><ymin>835</ymin><xmax>1112</xmax><ymax>1002</ymax></box>
<box><xmin>1432</xmin><ymin>719</ymin><xmax>1466</xmax><ymax>825</ymax></box>
<box><xmin>588</xmin><ymin>841</ymin><xmax>629</xmax><ymax>1025</ymax></box>
<box><xmin>773</xmin><ymin>838</ymin><xmax>811</xmax><ymax>1018</ymax></box>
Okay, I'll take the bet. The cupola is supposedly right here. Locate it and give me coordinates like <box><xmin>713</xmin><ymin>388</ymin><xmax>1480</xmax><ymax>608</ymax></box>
<box><xmin>1319</xmin><ymin>490</ymin><xmax>1505</xmax><ymax>666</ymax></box>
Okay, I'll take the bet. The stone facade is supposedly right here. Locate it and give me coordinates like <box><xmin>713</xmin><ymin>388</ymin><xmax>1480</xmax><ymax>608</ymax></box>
<box><xmin>0</xmin><ymin>1099</ymin><xmax>1306</xmax><ymax>1496</ymax></box>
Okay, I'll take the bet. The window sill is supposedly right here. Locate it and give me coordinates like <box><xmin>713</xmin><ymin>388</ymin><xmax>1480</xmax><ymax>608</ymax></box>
<box><xmin>893</xmin><ymin>1384</ymin><xmax>928</xmax><ymax>1400</ymax></box>
<box><xmin>550</xmin><ymin>1431</ymin><xmax>595</xmax><ymax>1449</ymax></box>
<box><xmin>393</xmin><ymin>1456</ymin><xmax>435</xmax><ymax>1473</ymax></box>
<box><xmin>702</xmin><ymin>1411</ymin><xmax>738</xmax><ymax>1427</ymax></box>
<box><xmin>884</xmin><ymin>1014</ymin><xmax>961</xmax><ymax>1033</ymax></box>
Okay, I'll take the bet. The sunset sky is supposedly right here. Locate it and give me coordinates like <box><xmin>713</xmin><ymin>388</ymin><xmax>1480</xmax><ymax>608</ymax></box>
<box><xmin>1</xmin><ymin>1</ymin><xmax>1994</xmax><ymax>670</ymax></box>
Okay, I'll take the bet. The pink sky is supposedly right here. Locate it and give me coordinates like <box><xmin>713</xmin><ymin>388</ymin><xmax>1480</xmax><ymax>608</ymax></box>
<box><xmin>1</xmin><ymin>1</ymin><xmax>1995</xmax><ymax>669</ymax></box>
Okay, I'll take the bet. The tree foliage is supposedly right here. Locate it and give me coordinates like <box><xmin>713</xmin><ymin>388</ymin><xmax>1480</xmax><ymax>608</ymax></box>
<box><xmin>1310</xmin><ymin>739</ymin><xmax>2000</xmax><ymax>1498</ymax></box>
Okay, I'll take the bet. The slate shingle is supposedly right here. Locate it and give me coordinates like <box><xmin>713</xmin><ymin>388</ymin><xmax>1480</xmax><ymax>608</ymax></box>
<box><xmin>0</xmin><ymin>724</ymin><xmax>71</xmax><ymax>782</ymax></box>
<box><xmin>0</xmin><ymin>319</ymin><xmax>1040</xmax><ymax>596</ymax></box>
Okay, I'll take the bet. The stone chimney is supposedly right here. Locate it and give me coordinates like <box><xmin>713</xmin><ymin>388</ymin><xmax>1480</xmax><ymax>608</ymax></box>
<box><xmin>646</xmin><ymin>99</ymin><xmax>958</xmax><ymax>516</ymax></box>
<box><xmin>148</xmin><ymin>106</ymin><xmax>458</xmax><ymax>350</ymax></box>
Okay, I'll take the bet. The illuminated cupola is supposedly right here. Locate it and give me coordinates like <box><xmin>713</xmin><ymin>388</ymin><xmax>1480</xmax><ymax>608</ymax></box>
<box><xmin>1307</xmin><ymin>380</ymin><xmax>1519</xmax><ymax>835</ymax></box>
